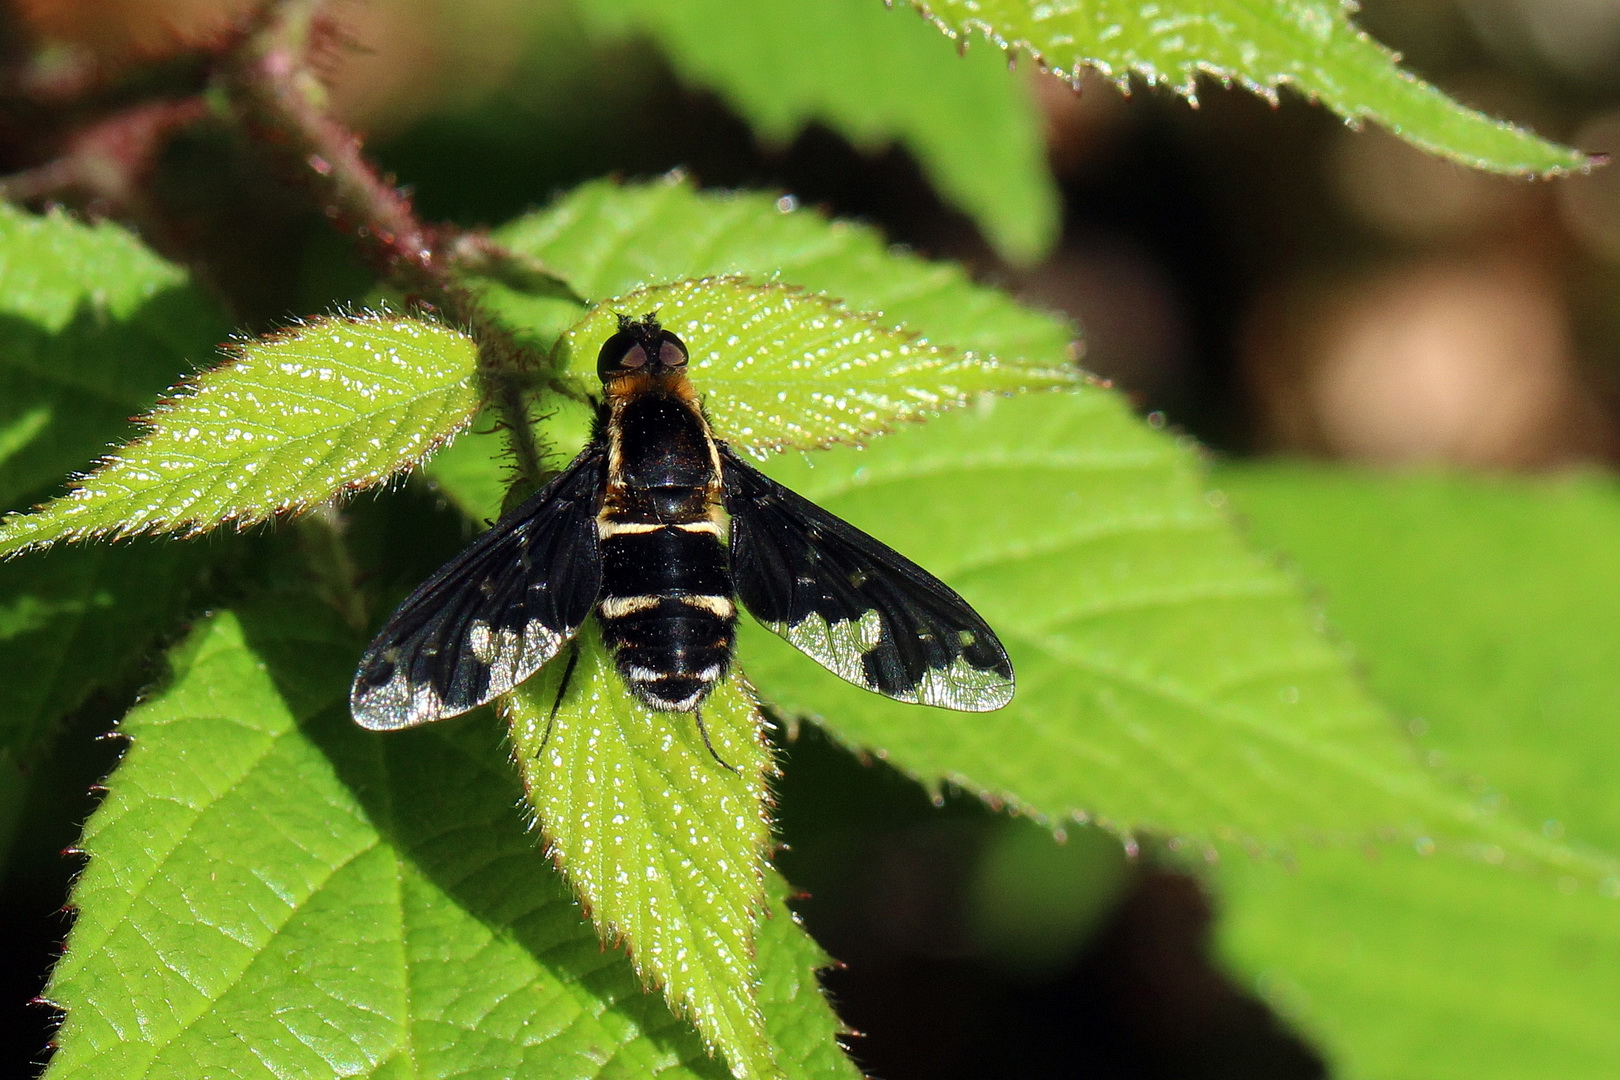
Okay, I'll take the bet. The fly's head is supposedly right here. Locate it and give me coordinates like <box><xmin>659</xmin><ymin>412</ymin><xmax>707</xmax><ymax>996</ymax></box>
<box><xmin>597</xmin><ymin>312</ymin><xmax>690</xmax><ymax>388</ymax></box>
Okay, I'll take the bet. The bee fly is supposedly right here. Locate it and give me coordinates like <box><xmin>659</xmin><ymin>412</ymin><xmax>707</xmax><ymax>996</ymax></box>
<box><xmin>350</xmin><ymin>313</ymin><xmax>1015</xmax><ymax>750</ymax></box>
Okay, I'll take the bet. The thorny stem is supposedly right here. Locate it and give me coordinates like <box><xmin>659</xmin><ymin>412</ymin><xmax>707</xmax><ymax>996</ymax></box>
<box><xmin>0</xmin><ymin>96</ymin><xmax>208</xmax><ymax>228</ymax></box>
<box><xmin>1</xmin><ymin>0</ymin><xmax>578</xmax><ymax>489</ymax></box>
<box><xmin>225</xmin><ymin>0</ymin><xmax>567</xmax><ymax>489</ymax></box>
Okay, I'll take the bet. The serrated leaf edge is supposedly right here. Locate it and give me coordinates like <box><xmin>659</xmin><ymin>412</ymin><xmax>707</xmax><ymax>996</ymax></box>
<box><xmin>905</xmin><ymin>1</ymin><xmax>1591</xmax><ymax>176</ymax></box>
<box><xmin>502</xmin><ymin>665</ymin><xmax>783</xmax><ymax>1080</ymax></box>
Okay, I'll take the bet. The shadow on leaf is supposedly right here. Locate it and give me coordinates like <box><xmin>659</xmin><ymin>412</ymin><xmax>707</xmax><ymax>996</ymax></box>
<box><xmin>237</xmin><ymin>594</ymin><xmax>734</xmax><ymax>1078</ymax></box>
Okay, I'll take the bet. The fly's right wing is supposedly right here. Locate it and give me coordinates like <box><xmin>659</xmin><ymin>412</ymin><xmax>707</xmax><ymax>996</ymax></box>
<box><xmin>722</xmin><ymin>445</ymin><xmax>1014</xmax><ymax>712</ymax></box>
<box><xmin>350</xmin><ymin>444</ymin><xmax>605</xmax><ymax>730</ymax></box>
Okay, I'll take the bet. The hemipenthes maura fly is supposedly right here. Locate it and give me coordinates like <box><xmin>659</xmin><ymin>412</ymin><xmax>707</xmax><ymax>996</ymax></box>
<box><xmin>350</xmin><ymin>313</ymin><xmax>1014</xmax><ymax>743</ymax></box>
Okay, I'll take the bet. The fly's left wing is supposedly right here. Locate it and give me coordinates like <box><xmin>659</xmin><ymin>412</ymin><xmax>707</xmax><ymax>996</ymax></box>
<box><xmin>350</xmin><ymin>444</ymin><xmax>605</xmax><ymax>730</ymax></box>
<box><xmin>722</xmin><ymin>445</ymin><xmax>1014</xmax><ymax>712</ymax></box>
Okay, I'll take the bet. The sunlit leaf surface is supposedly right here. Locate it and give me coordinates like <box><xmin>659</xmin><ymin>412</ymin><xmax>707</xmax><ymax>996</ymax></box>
<box><xmin>736</xmin><ymin>392</ymin><xmax>1607</xmax><ymax>879</ymax></box>
<box><xmin>0</xmin><ymin>315</ymin><xmax>480</xmax><ymax>555</ymax></box>
<box><xmin>434</xmin><ymin>177</ymin><xmax>1078</xmax><ymax>508</ymax></box>
<box><xmin>0</xmin><ymin>202</ymin><xmax>228</xmax><ymax>512</ymax></box>
<box><xmin>481</xmin><ymin>176</ymin><xmax>1075</xmax><ymax>360</ymax></box>
<box><xmin>555</xmin><ymin>277</ymin><xmax>1074</xmax><ymax>452</ymax></box>
<box><xmin>42</xmin><ymin>597</ymin><xmax>853</xmax><ymax>1080</ymax></box>
<box><xmin>506</xmin><ymin>623</ymin><xmax>778</xmax><ymax>1079</ymax></box>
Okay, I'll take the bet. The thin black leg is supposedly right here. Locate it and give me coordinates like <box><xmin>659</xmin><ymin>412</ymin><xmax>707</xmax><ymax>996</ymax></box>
<box><xmin>693</xmin><ymin>707</ymin><xmax>741</xmax><ymax>775</ymax></box>
<box><xmin>538</xmin><ymin>642</ymin><xmax>581</xmax><ymax>755</ymax></box>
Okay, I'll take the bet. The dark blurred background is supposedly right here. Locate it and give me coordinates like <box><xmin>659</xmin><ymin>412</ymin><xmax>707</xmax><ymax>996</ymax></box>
<box><xmin>4</xmin><ymin>0</ymin><xmax>1619</xmax><ymax>1076</ymax></box>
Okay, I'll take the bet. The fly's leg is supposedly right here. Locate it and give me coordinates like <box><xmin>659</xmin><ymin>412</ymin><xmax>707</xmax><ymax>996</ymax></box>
<box><xmin>537</xmin><ymin>641</ymin><xmax>582</xmax><ymax>756</ymax></box>
<box><xmin>692</xmin><ymin>707</ymin><xmax>740</xmax><ymax>775</ymax></box>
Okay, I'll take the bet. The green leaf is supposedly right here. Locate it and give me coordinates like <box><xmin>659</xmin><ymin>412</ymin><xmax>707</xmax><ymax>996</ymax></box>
<box><xmin>1210</xmin><ymin>464</ymin><xmax>1620</xmax><ymax>1078</ymax></box>
<box><xmin>463</xmin><ymin>182</ymin><xmax>1594</xmax><ymax>873</ymax></box>
<box><xmin>505</xmin><ymin>624</ymin><xmax>778</xmax><ymax>1079</ymax></box>
<box><xmin>422</xmin><ymin>409</ymin><xmax>516</xmax><ymax>523</ymax></box>
<box><xmin>42</xmin><ymin>595</ymin><xmax>855</xmax><ymax>1080</ymax></box>
<box><xmin>483</xmin><ymin>176</ymin><xmax>1075</xmax><ymax>358</ymax></box>
<box><xmin>1218</xmin><ymin>848</ymin><xmax>1620</xmax><ymax>1079</ymax></box>
<box><xmin>733</xmin><ymin>391</ymin><xmax>1604</xmax><ymax>875</ymax></box>
<box><xmin>752</xmin><ymin>872</ymin><xmax>858</xmax><ymax>1080</ymax></box>
<box><xmin>1218</xmin><ymin>467</ymin><xmax>1620</xmax><ymax>851</ymax></box>
<box><xmin>0</xmin><ymin>539</ymin><xmax>224</xmax><ymax>755</ymax></box>
<box><xmin>435</xmin><ymin>177</ymin><xmax>1078</xmax><ymax>509</ymax></box>
<box><xmin>579</xmin><ymin>0</ymin><xmax>1059</xmax><ymax>262</ymax></box>
<box><xmin>554</xmin><ymin>277</ymin><xmax>1074</xmax><ymax>451</ymax></box>
<box><xmin>0</xmin><ymin>205</ymin><xmax>241</xmax><ymax>754</ymax></box>
<box><xmin>0</xmin><ymin>314</ymin><xmax>481</xmax><ymax>555</ymax></box>
<box><xmin>915</xmin><ymin>0</ymin><xmax>1585</xmax><ymax>174</ymax></box>
<box><xmin>0</xmin><ymin>202</ymin><xmax>230</xmax><ymax>511</ymax></box>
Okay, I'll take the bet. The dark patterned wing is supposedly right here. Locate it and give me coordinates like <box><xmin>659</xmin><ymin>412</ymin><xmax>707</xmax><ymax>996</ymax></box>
<box><xmin>350</xmin><ymin>444</ymin><xmax>605</xmax><ymax>729</ymax></box>
<box><xmin>722</xmin><ymin>445</ymin><xmax>1014</xmax><ymax>712</ymax></box>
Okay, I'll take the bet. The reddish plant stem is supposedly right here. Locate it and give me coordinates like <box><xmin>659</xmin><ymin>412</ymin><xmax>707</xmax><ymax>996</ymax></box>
<box><xmin>1</xmin><ymin>0</ymin><xmax>570</xmax><ymax>487</ymax></box>
<box><xmin>225</xmin><ymin>0</ymin><xmax>554</xmax><ymax>487</ymax></box>
<box><xmin>232</xmin><ymin>1</ymin><xmax>432</xmax><ymax>282</ymax></box>
<box><xmin>0</xmin><ymin>96</ymin><xmax>207</xmax><ymax>220</ymax></box>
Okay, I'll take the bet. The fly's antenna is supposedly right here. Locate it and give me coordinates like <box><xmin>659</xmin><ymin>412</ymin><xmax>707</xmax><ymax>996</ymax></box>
<box><xmin>615</xmin><ymin>309</ymin><xmax>663</xmax><ymax>334</ymax></box>
<box><xmin>692</xmin><ymin>708</ymin><xmax>740</xmax><ymax>775</ymax></box>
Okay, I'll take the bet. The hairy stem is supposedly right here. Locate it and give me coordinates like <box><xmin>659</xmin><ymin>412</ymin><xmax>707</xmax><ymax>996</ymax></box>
<box><xmin>296</xmin><ymin>504</ymin><xmax>368</xmax><ymax>630</ymax></box>
<box><xmin>226</xmin><ymin>0</ymin><xmax>554</xmax><ymax>488</ymax></box>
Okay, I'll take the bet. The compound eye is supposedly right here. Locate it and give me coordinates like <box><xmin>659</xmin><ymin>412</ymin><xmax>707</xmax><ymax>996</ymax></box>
<box><xmin>657</xmin><ymin>332</ymin><xmax>689</xmax><ymax>368</ymax></box>
<box><xmin>597</xmin><ymin>330</ymin><xmax>651</xmax><ymax>380</ymax></box>
<box><xmin>597</xmin><ymin>330</ymin><xmax>635</xmax><ymax>379</ymax></box>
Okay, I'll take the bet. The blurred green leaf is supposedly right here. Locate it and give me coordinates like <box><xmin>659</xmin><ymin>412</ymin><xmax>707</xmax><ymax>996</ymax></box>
<box><xmin>554</xmin><ymin>277</ymin><xmax>1074</xmax><ymax>452</ymax></box>
<box><xmin>917</xmin><ymin>0</ymin><xmax>1585</xmax><ymax>174</ymax></box>
<box><xmin>506</xmin><ymin>624</ymin><xmax>778</xmax><ymax>1079</ymax></box>
<box><xmin>0</xmin><ymin>539</ymin><xmax>224</xmax><ymax>755</ymax></box>
<box><xmin>423</xmin><ymin>409</ymin><xmax>517</xmax><ymax>524</ymax></box>
<box><xmin>579</xmin><ymin>0</ymin><xmax>1059</xmax><ymax>261</ymax></box>
<box><xmin>966</xmin><ymin>818</ymin><xmax>1131</xmax><ymax>976</ymax></box>
<box><xmin>1212</xmin><ymin>464</ymin><xmax>1620</xmax><ymax>1078</ymax></box>
<box><xmin>1219</xmin><ymin>466</ymin><xmax>1620</xmax><ymax>849</ymax></box>
<box><xmin>0</xmin><ymin>203</ymin><xmax>229</xmax><ymax>511</ymax></box>
<box><xmin>1220</xmin><ymin>848</ymin><xmax>1620</xmax><ymax>1079</ymax></box>
<box><xmin>0</xmin><ymin>314</ymin><xmax>480</xmax><ymax>555</ymax></box>
<box><xmin>42</xmin><ymin>595</ymin><xmax>856</xmax><ymax>1080</ymax></box>
<box><xmin>735</xmin><ymin>393</ymin><xmax>1604</xmax><ymax>876</ymax></box>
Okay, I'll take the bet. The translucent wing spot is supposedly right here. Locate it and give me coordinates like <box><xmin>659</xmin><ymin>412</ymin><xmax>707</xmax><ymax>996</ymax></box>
<box><xmin>723</xmin><ymin>445</ymin><xmax>1015</xmax><ymax>714</ymax></box>
<box><xmin>856</xmin><ymin>609</ymin><xmax>884</xmax><ymax>649</ymax></box>
<box><xmin>469</xmin><ymin>620</ymin><xmax>497</xmax><ymax>663</ymax></box>
<box><xmin>349</xmin><ymin>444</ymin><xmax>605</xmax><ymax>731</ymax></box>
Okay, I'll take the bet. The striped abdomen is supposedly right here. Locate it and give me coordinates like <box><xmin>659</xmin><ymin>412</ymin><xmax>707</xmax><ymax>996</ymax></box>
<box><xmin>596</xmin><ymin>389</ymin><xmax>736</xmax><ymax>712</ymax></box>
